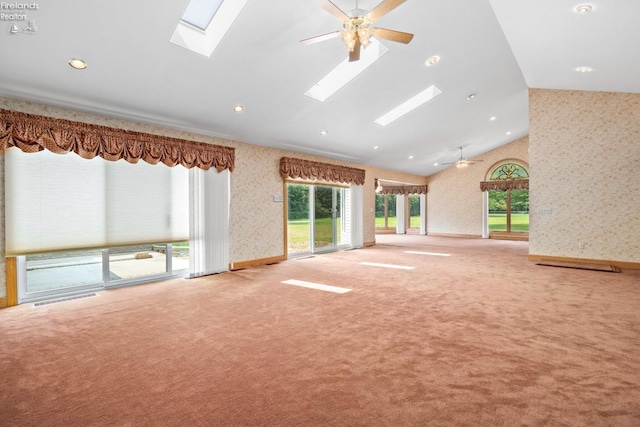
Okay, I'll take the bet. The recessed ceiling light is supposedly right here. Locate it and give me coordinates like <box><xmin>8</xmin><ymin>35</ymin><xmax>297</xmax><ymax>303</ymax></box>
<box><xmin>320</xmin><ymin>130</ymin><xmax>328</xmax><ymax>136</ymax></box>
<box><xmin>490</xmin><ymin>116</ymin><xmax>497</xmax><ymax>121</ymax></box>
<box><xmin>576</xmin><ymin>66</ymin><xmax>592</xmax><ymax>73</ymax></box>
<box><xmin>233</xmin><ymin>105</ymin><xmax>244</xmax><ymax>112</ymax></box>
<box><xmin>506</xmin><ymin>131</ymin><xmax>512</xmax><ymax>135</ymax></box>
<box><xmin>466</xmin><ymin>94</ymin><xmax>476</xmax><ymax>100</ymax></box>
<box><xmin>373</xmin><ymin>146</ymin><xmax>379</xmax><ymax>150</ymax></box>
<box><xmin>575</xmin><ymin>4</ymin><xmax>593</xmax><ymax>13</ymax></box>
<box><xmin>68</xmin><ymin>58</ymin><xmax>87</xmax><ymax>70</ymax></box>
<box><xmin>408</xmin><ymin>155</ymin><xmax>414</xmax><ymax>160</ymax></box>
<box><xmin>425</xmin><ymin>55</ymin><xmax>440</xmax><ymax>66</ymax></box>
<box><xmin>434</xmin><ymin>163</ymin><xmax>439</xmax><ymax>166</ymax></box>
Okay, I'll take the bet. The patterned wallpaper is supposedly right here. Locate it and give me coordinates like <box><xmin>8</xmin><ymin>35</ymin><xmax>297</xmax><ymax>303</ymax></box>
<box><xmin>0</xmin><ymin>97</ymin><xmax>426</xmax><ymax>272</ymax></box>
<box><xmin>529</xmin><ymin>89</ymin><xmax>640</xmax><ymax>262</ymax></box>
<box><xmin>0</xmin><ymin>150</ymin><xmax>5</xmax><ymax>299</ymax></box>
<box><xmin>427</xmin><ymin>137</ymin><xmax>529</xmax><ymax>236</ymax></box>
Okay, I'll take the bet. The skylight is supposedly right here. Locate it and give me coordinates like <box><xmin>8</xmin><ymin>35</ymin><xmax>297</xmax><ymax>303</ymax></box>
<box><xmin>304</xmin><ymin>39</ymin><xmax>389</xmax><ymax>102</ymax></box>
<box><xmin>170</xmin><ymin>0</ymin><xmax>249</xmax><ymax>57</ymax></box>
<box><xmin>374</xmin><ymin>85</ymin><xmax>442</xmax><ymax>126</ymax></box>
<box><xmin>181</xmin><ymin>0</ymin><xmax>224</xmax><ymax>31</ymax></box>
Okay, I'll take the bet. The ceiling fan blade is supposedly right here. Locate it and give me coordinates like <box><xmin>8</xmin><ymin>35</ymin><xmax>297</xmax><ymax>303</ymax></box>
<box><xmin>315</xmin><ymin>0</ymin><xmax>350</xmax><ymax>21</ymax></box>
<box><xmin>367</xmin><ymin>0</ymin><xmax>407</xmax><ymax>22</ymax></box>
<box><xmin>300</xmin><ymin>30</ymin><xmax>342</xmax><ymax>45</ymax></box>
<box><xmin>371</xmin><ymin>28</ymin><xmax>414</xmax><ymax>44</ymax></box>
<box><xmin>349</xmin><ymin>38</ymin><xmax>361</xmax><ymax>62</ymax></box>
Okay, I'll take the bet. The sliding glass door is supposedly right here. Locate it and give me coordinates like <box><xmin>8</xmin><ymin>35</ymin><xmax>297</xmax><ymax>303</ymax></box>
<box><xmin>19</xmin><ymin>244</ymin><xmax>189</xmax><ymax>302</ymax></box>
<box><xmin>314</xmin><ymin>186</ymin><xmax>337</xmax><ymax>251</ymax></box>
<box><xmin>287</xmin><ymin>183</ymin><xmax>350</xmax><ymax>257</ymax></box>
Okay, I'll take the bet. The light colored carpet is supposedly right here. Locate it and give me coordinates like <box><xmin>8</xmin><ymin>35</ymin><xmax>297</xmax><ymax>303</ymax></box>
<box><xmin>1</xmin><ymin>235</ymin><xmax>639</xmax><ymax>426</ymax></box>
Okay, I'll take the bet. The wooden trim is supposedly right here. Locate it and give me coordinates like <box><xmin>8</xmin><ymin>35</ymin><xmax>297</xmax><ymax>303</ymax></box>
<box><xmin>364</xmin><ymin>240</ymin><xmax>376</xmax><ymax>247</ymax></box>
<box><xmin>6</xmin><ymin>257</ymin><xmax>18</xmax><ymax>307</ymax></box>
<box><xmin>0</xmin><ymin>298</ymin><xmax>7</xmax><ymax>309</ymax></box>
<box><xmin>528</xmin><ymin>254</ymin><xmax>640</xmax><ymax>270</ymax></box>
<box><xmin>490</xmin><ymin>231</ymin><xmax>529</xmax><ymax>241</ymax></box>
<box><xmin>427</xmin><ymin>233</ymin><xmax>483</xmax><ymax>239</ymax></box>
<box><xmin>230</xmin><ymin>255</ymin><xmax>286</xmax><ymax>271</ymax></box>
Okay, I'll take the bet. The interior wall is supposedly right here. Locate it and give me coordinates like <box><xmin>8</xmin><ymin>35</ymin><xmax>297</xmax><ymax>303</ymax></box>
<box><xmin>0</xmin><ymin>97</ymin><xmax>426</xmax><ymax>284</ymax></box>
<box><xmin>529</xmin><ymin>89</ymin><xmax>640</xmax><ymax>263</ymax></box>
<box><xmin>426</xmin><ymin>137</ymin><xmax>529</xmax><ymax>236</ymax></box>
<box><xmin>0</xmin><ymin>148</ymin><xmax>5</xmax><ymax>301</ymax></box>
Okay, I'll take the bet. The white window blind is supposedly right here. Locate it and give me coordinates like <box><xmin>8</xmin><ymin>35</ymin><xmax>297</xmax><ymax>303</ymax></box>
<box><xmin>5</xmin><ymin>148</ymin><xmax>189</xmax><ymax>255</ymax></box>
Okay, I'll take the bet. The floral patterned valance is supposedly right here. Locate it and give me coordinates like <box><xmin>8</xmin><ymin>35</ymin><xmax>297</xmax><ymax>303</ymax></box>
<box><xmin>280</xmin><ymin>157</ymin><xmax>365</xmax><ymax>185</ymax></box>
<box><xmin>480</xmin><ymin>179</ymin><xmax>529</xmax><ymax>192</ymax></box>
<box><xmin>0</xmin><ymin>109</ymin><xmax>235</xmax><ymax>171</ymax></box>
<box><xmin>378</xmin><ymin>185</ymin><xmax>427</xmax><ymax>195</ymax></box>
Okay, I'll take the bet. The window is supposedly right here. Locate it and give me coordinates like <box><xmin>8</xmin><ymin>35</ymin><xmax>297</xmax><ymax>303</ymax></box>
<box><xmin>23</xmin><ymin>243</ymin><xmax>188</xmax><ymax>299</ymax></box>
<box><xmin>6</xmin><ymin>148</ymin><xmax>191</xmax><ymax>302</ymax></box>
<box><xmin>486</xmin><ymin>160</ymin><xmax>529</xmax><ymax>235</ymax></box>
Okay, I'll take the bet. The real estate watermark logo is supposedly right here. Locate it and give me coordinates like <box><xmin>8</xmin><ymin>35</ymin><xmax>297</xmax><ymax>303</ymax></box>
<box><xmin>2</xmin><ymin>2</ymin><xmax>39</xmax><ymax>35</ymax></box>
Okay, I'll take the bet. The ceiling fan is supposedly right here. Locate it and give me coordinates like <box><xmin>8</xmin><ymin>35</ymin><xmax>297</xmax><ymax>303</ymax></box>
<box><xmin>440</xmin><ymin>147</ymin><xmax>484</xmax><ymax>169</ymax></box>
<box><xmin>300</xmin><ymin>0</ymin><xmax>414</xmax><ymax>62</ymax></box>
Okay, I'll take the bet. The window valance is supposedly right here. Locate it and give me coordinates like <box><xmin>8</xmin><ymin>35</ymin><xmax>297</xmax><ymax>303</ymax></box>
<box><xmin>480</xmin><ymin>179</ymin><xmax>529</xmax><ymax>192</ymax></box>
<box><xmin>378</xmin><ymin>185</ymin><xmax>427</xmax><ymax>195</ymax></box>
<box><xmin>280</xmin><ymin>157</ymin><xmax>365</xmax><ymax>185</ymax></box>
<box><xmin>0</xmin><ymin>109</ymin><xmax>235</xmax><ymax>171</ymax></box>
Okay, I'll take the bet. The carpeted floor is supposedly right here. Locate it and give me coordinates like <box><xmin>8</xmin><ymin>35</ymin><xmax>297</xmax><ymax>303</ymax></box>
<box><xmin>1</xmin><ymin>235</ymin><xmax>639</xmax><ymax>426</ymax></box>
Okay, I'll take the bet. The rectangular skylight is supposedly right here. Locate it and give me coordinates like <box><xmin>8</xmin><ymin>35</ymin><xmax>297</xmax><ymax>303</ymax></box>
<box><xmin>374</xmin><ymin>85</ymin><xmax>442</xmax><ymax>126</ymax></box>
<box><xmin>305</xmin><ymin>39</ymin><xmax>389</xmax><ymax>102</ymax></box>
<box><xmin>170</xmin><ymin>0</ymin><xmax>249</xmax><ymax>58</ymax></box>
<box><xmin>181</xmin><ymin>0</ymin><xmax>224</xmax><ymax>31</ymax></box>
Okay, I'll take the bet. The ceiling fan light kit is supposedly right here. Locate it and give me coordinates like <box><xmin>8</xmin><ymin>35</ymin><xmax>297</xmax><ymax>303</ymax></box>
<box><xmin>302</xmin><ymin>0</ymin><xmax>414</xmax><ymax>62</ymax></box>
<box><xmin>441</xmin><ymin>147</ymin><xmax>484</xmax><ymax>169</ymax></box>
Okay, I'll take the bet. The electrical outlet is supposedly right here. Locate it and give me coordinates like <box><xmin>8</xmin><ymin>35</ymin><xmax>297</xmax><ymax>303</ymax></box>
<box><xmin>578</xmin><ymin>243</ymin><xmax>585</xmax><ymax>249</ymax></box>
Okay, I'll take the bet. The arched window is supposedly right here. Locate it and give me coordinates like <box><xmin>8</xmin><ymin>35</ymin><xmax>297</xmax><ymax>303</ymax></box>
<box><xmin>482</xmin><ymin>160</ymin><xmax>529</xmax><ymax>237</ymax></box>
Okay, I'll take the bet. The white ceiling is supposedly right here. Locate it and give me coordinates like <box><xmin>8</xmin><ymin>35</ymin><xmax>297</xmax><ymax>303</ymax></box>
<box><xmin>1</xmin><ymin>0</ymin><xmax>637</xmax><ymax>177</ymax></box>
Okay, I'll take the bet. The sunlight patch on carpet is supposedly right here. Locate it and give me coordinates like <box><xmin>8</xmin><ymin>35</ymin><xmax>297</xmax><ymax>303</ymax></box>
<box><xmin>281</xmin><ymin>279</ymin><xmax>352</xmax><ymax>294</ymax></box>
<box><xmin>359</xmin><ymin>262</ymin><xmax>415</xmax><ymax>270</ymax></box>
<box><xmin>404</xmin><ymin>251</ymin><xmax>451</xmax><ymax>257</ymax></box>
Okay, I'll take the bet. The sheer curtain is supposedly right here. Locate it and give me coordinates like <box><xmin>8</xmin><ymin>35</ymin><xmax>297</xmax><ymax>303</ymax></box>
<box><xmin>189</xmin><ymin>168</ymin><xmax>230</xmax><ymax>277</ymax></box>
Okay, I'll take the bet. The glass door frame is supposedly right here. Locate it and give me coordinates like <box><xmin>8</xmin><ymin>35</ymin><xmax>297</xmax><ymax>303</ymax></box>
<box><xmin>286</xmin><ymin>181</ymin><xmax>350</xmax><ymax>258</ymax></box>
<box><xmin>16</xmin><ymin>244</ymin><xmax>188</xmax><ymax>304</ymax></box>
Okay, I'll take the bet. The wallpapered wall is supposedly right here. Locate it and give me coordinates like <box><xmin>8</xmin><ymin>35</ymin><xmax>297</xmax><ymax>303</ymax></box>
<box><xmin>426</xmin><ymin>137</ymin><xmax>529</xmax><ymax>236</ymax></box>
<box><xmin>0</xmin><ymin>151</ymin><xmax>5</xmax><ymax>299</ymax></box>
<box><xmin>529</xmin><ymin>89</ymin><xmax>640</xmax><ymax>262</ymax></box>
<box><xmin>0</xmin><ymin>97</ymin><xmax>427</xmax><ymax>296</ymax></box>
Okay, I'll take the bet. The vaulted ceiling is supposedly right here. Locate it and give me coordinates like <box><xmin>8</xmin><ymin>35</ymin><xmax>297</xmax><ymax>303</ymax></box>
<box><xmin>1</xmin><ymin>0</ymin><xmax>638</xmax><ymax>176</ymax></box>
